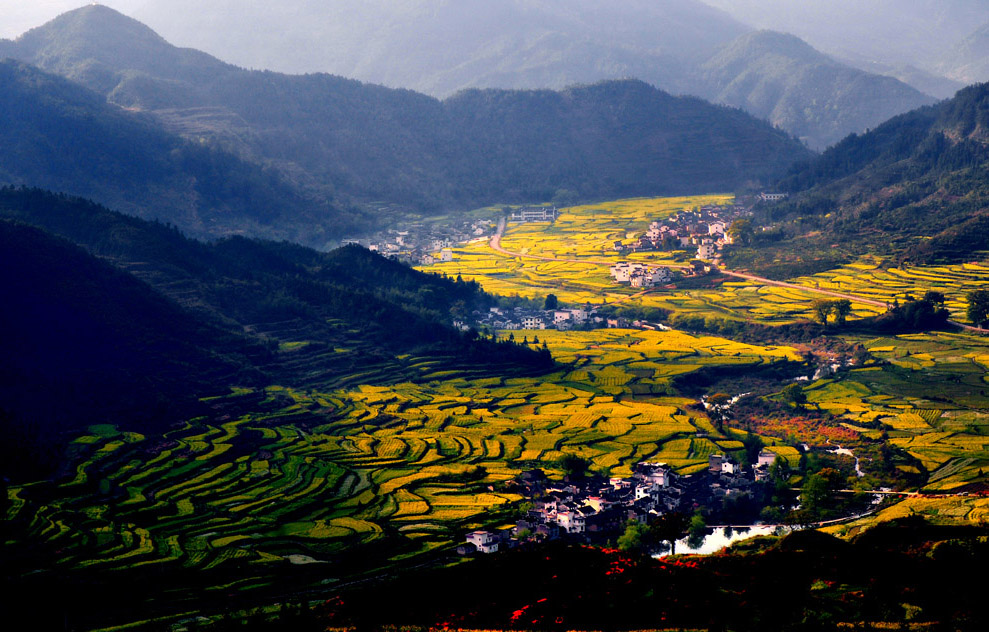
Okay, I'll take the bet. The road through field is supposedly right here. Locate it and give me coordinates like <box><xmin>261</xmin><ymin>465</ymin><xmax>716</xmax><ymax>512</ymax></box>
<box><xmin>489</xmin><ymin>218</ymin><xmax>988</xmax><ymax>333</ymax></box>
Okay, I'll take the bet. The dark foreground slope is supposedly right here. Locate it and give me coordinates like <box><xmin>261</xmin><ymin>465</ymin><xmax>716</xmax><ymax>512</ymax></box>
<box><xmin>1</xmin><ymin>5</ymin><xmax>811</xmax><ymax>221</ymax></box>
<box><xmin>760</xmin><ymin>82</ymin><xmax>989</xmax><ymax>263</ymax></box>
<box><xmin>0</xmin><ymin>219</ymin><xmax>267</xmax><ymax>478</ymax></box>
<box><xmin>0</xmin><ymin>188</ymin><xmax>552</xmax><ymax>479</ymax></box>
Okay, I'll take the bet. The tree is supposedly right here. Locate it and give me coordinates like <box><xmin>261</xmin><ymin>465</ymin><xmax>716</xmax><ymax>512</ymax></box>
<box><xmin>551</xmin><ymin>188</ymin><xmax>579</xmax><ymax>208</ymax></box>
<box><xmin>650</xmin><ymin>511</ymin><xmax>691</xmax><ymax>555</ymax></box>
<box><xmin>967</xmin><ymin>289</ymin><xmax>989</xmax><ymax>327</ymax></box>
<box><xmin>727</xmin><ymin>218</ymin><xmax>753</xmax><ymax>246</ymax></box>
<box><xmin>544</xmin><ymin>293</ymin><xmax>559</xmax><ymax>310</ymax></box>
<box><xmin>742</xmin><ymin>432</ymin><xmax>765</xmax><ymax>466</ymax></box>
<box><xmin>811</xmin><ymin>299</ymin><xmax>833</xmax><ymax>325</ymax></box>
<box><xmin>687</xmin><ymin>511</ymin><xmax>708</xmax><ymax>549</ymax></box>
<box><xmin>617</xmin><ymin>519</ymin><xmax>650</xmax><ymax>553</ymax></box>
<box><xmin>781</xmin><ymin>383</ymin><xmax>807</xmax><ymax>408</ymax></box>
<box><xmin>832</xmin><ymin>299</ymin><xmax>852</xmax><ymax>325</ymax></box>
<box><xmin>923</xmin><ymin>290</ymin><xmax>945</xmax><ymax>305</ymax></box>
<box><xmin>557</xmin><ymin>454</ymin><xmax>590</xmax><ymax>479</ymax></box>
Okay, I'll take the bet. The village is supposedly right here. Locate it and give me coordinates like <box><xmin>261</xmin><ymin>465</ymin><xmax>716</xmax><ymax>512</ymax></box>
<box><xmin>458</xmin><ymin>450</ymin><xmax>782</xmax><ymax>555</ymax></box>
<box><xmin>343</xmin><ymin>217</ymin><xmax>495</xmax><ymax>267</ymax></box>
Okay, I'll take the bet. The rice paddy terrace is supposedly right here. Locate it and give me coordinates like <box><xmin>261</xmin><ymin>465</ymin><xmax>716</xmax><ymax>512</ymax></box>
<box><xmin>4</xmin><ymin>329</ymin><xmax>802</xmax><ymax>628</ymax></box>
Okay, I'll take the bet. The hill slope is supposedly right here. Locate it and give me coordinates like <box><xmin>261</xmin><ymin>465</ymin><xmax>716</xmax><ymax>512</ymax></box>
<box><xmin>768</xmin><ymin>82</ymin><xmax>989</xmax><ymax>262</ymax></box>
<box><xmin>940</xmin><ymin>22</ymin><xmax>989</xmax><ymax>85</ymax></box>
<box><xmin>0</xmin><ymin>187</ymin><xmax>553</xmax><ymax>479</ymax></box>
<box><xmin>0</xmin><ymin>5</ymin><xmax>811</xmax><ymax>216</ymax></box>
<box><xmin>0</xmin><ymin>59</ymin><xmax>357</xmax><ymax>244</ymax></box>
<box><xmin>0</xmin><ymin>218</ymin><xmax>268</xmax><ymax>477</ymax></box>
<box><xmin>702</xmin><ymin>31</ymin><xmax>936</xmax><ymax>149</ymax></box>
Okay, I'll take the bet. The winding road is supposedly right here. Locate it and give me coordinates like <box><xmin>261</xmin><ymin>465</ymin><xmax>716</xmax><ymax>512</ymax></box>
<box><xmin>489</xmin><ymin>218</ymin><xmax>988</xmax><ymax>334</ymax></box>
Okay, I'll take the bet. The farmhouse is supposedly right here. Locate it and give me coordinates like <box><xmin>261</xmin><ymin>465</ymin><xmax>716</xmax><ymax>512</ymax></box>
<box><xmin>696</xmin><ymin>242</ymin><xmax>717</xmax><ymax>260</ymax></box>
<box><xmin>465</xmin><ymin>530</ymin><xmax>500</xmax><ymax>553</ymax></box>
<box><xmin>759</xmin><ymin>192</ymin><xmax>789</xmax><ymax>202</ymax></box>
<box><xmin>511</xmin><ymin>206</ymin><xmax>558</xmax><ymax>222</ymax></box>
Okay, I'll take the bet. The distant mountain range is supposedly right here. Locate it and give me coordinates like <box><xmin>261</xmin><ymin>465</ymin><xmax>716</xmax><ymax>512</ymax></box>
<box><xmin>700</xmin><ymin>31</ymin><xmax>935</xmax><ymax>149</ymax></box>
<box><xmin>771</xmin><ymin>82</ymin><xmax>989</xmax><ymax>263</ymax></box>
<box><xmin>702</xmin><ymin>0</ymin><xmax>986</xmax><ymax>85</ymax></box>
<box><xmin>940</xmin><ymin>22</ymin><xmax>989</xmax><ymax>86</ymax></box>
<box><xmin>0</xmin><ymin>5</ymin><xmax>811</xmax><ymax>244</ymax></box>
<box><xmin>124</xmin><ymin>0</ymin><xmax>940</xmax><ymax>149</ymax></box>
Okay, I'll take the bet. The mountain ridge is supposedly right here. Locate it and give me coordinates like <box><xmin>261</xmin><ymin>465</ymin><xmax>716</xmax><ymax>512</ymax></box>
<box><xmin>120</xmin><ymin>0</ymin><xmax>939</xmax><ymax>149</ymax></box>
<box><xmin>0</xmin><ymin>5</ymin><xmax>812</xmax><ymax>229</ymax></box>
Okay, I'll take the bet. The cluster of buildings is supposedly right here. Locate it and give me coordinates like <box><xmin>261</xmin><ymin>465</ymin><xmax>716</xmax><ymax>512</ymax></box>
<box><xmin>465</xmin><ymin>305</ymin><xmax>652</xmax><ymax>332</ymax></box>
<box><xmin>471</xmin><ymin>305</ymin><xmax>599</xmax><ymax>331</ymax></box>
<box><xmin>614</xmin><ymin>204</ymin><xmax>753</xmax><ymax>263</ymax></box>
<box><xmin>459</xmin><ymin>450</ymin><xmax>784</xmax><ymax>554</ymax></box>
<box><xmin>608</xmin><ymin>262</ymin><xmax>674</xmax><ymax>288</ymax></box>
<box><xmin>344</xmin><ymin>219</ymin><xmax>494</xmax><ymax>266</ymax></box>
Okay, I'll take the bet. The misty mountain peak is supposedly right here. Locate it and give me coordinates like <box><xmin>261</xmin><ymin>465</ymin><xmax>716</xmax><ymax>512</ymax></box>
<box><xmin>11</xmin><ymin>3</ymin><xmax>230</xmax><ymax>94</ymax></box>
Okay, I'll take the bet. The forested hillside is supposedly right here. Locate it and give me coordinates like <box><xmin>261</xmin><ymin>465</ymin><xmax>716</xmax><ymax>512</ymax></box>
<box><xmin>763</xmin><ymin>82</ymin><xmax>989</xmax><ymax>263</ymax></box>
<box><xmin>0</xmin><ymin>59</ymin><xmax>357</xmax><ymax>244</ymax></box>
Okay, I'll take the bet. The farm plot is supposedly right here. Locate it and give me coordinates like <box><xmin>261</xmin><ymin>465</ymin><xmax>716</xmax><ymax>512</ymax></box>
<box><xmin>798</xmin><ymin>332</ymin><xmax>989</xmax><ymax>491</ymax></box>
<box><xmin>7</xmin><ymin>327</ymin><xmax>788</xmax><ymax>587</ymax></box>
<box><xmin>422</xmin><ymin>195</ymin><xmax>730</xmax><ymax>306</ymax></box>
<box><xmin>787</xmin><ymin>258</ymin><xmax>989</xmax><ymax>322</ymax></box>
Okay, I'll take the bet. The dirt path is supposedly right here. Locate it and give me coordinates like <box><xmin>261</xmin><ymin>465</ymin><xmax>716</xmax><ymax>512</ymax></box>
<box><xmin>489</xmin><ymin>219</ymin><xmax>988</xmax><ymax>334</ymax></box>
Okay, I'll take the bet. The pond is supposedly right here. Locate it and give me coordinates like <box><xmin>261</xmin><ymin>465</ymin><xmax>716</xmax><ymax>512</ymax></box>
<box><xmin>655</xmin><ymin>524</ymin><xmax>789</xmax><ymax>557</ymax></box>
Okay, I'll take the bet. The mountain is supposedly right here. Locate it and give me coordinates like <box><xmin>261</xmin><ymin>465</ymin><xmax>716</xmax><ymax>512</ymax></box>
<box><xmin>0</xmin><ymin>5</ymin><xmax>811</xmax><ymax>216</ymax></box>
<box><xmin>701</xmin><ymin>31</ymin><xmax>936</xmax><ymax>149</ymax></box>
<box><xmin>0</xmin><ymin>59</ymin><xmax>359</xmax><ymax>245</ymax></box>
<box><xmin>940</xmin><ymin>23</ymin><xmax>989</xmax><ymax>85</ymax></box>
<box><xmin>122</xmin><ymin>0</ymin><xmax>936</xmax><ymax>149</ymax></box>
<box><xmin>0</xmin><ymin>186</ymin><xmax>553</xmax><ymax>479</ymax></box>
<box><xmin>835</xmin><ymin>55</ymin><xmax>965</xmax><ymax>101</ymax></box>
<box><xmin>701</xmin><ymin>0</ymin><xmax>985</xmax><ymax>82</ymax></box>
<box><xmin>768</xmin><ymin>82</ymin><xmax>989</xmax><ymax>262</ymax></box>
<box><xmin>131</xmin><ymin>0</ymin><xmax>747</xmax><ymax>95</ymax></box>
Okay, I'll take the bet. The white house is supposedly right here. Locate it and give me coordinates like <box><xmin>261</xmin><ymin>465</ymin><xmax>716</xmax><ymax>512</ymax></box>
<box><xmin>757</xmin><ymin>451</ymin><xmax>777</xmax><ymax>468</ymax></box>
<box><xmin>466</xmin><ymin>531</ymin><xmax>500</xmax><ymax>553</ymax></box>
<box><xmin>440</xmin><ymin>248</ymin><xmax>454</xmax><ymax>262</ymax></box>
<box><xmin>556</xmin><ymin>510</ymin><xmax>586</xmax><ymax>534</ymax></box>
<box><xmin>521</xmin><ymin>316</ymin><xmax>546</xmax><ymax>329</ymax></box>
<box><xmin>759</xmin><ymin>192</ymin><xmax>789</xmax><ymax>202</ymax></box>
<box><xmin>697</xmin><ymin>242</ymin><xmax>717</xmax><ymax>260</ymax></box>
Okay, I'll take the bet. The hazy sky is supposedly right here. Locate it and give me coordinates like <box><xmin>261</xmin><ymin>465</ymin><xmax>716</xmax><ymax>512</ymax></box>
<box><xmin>0</xmin><ymin>1</ymin><xmax>145</xmax><ymax>39</ymax></box>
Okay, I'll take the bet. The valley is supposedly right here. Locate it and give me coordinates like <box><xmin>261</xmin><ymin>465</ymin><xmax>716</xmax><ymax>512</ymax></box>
<box><xmin>5</xmin><ymin>194</ymin><xmax>989</xmax><ymax>630</ymax></box>
<box><xmin>2</xmin><ymin>4</ymin><xmax>989</xmax><ymax>630</ymax></box>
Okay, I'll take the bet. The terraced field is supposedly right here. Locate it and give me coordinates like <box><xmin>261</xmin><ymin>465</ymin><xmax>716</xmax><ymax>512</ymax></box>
<box><xmin>7</xmin><ymin>195</ymin><xmax>989</xmax><ymax>631</ymax></box>
<box><xmin>798</xmin><ymin>332</ymin><xmax>989</xmax><ymax>492</ymax></box>
<box><xmin>428</xmin><ymin>198</ymin><xmax>989</xmax><ymax>326</ymax></box>
<box><xmin>3</xmin><ymin>328</ymin><xmax>801</xmax><ymax>604</ymax></box>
